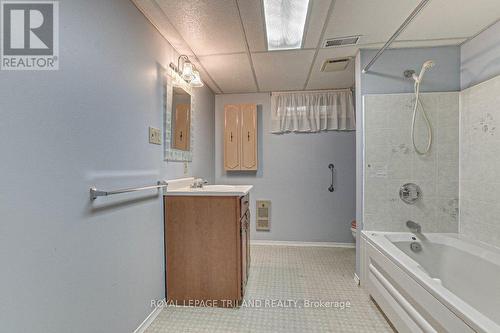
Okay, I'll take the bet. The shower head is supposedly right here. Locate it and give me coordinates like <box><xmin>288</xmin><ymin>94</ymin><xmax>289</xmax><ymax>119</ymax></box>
<box><xmin>422</xmin><ymin>60</ymin><xmax>435</xmax><ymax>69</ymax></box>
<box><xmin>412</xmin><ymin>60</ymin><xmax>435</xmax><ymax>83</ymax></box>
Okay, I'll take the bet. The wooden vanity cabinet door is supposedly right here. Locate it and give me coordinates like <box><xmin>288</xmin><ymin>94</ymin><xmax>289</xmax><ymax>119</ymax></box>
<box><xmin>240</xmin><ymin>104</ymin><xmax>257</xmax><ymax>170</ymax></box>
<box><xmin>165</xmin><ymin>196</ymin><xmax>242</xmax><ymax>305</ymax></box>
<box><xmin>224</xmin><ymin>105</ymin><xmax>240</xmax><ymax>170</ymax></box>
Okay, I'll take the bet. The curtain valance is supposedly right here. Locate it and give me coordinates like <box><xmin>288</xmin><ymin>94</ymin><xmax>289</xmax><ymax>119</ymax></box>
<box><xmin>271</xmin><ymin>90</ymin><xmax>355</xmax><ymax>133</ymax></box>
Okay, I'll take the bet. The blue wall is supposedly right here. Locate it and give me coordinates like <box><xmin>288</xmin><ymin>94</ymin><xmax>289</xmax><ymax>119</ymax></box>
<box><xmin>215</xmin><ymin>93</ymin><xmax>356</xmax><ymax>244</ymax></box>
<box><xmin>461</xmin><ymin>20</ymin><xmax>500</xmax><ymax>89</ymax></box>
<box><xmin>354</xmin><ymin>45</ymin><xmax>461</xmax><ymax>275</ymax></box>
<box><xmin>0</xmin><ymin>1</ymin><xmax>214</xmax><ymax>332</ymax></box>
<box><xmin>359</xmin><ymin>46</ymin><xmax>461</xmax><ymax>95</ymax></box>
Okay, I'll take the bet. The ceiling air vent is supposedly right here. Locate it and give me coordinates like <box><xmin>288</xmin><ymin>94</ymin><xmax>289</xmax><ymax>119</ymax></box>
<box><xmin>323</xmin><ymin>36</ymin><xmax>360</xmax><ymax>48</ymax></box>
<box><xmin>321</xmin><ymin>57</ymin><xmax>352</xmax><ymax>72</ymax></box>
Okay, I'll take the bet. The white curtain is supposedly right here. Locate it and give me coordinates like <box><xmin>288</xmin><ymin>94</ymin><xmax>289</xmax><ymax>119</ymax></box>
<box><xmin>271</xmin><ymin>90</ymin><xmax>355</xmax><ymax>133</ymax></box>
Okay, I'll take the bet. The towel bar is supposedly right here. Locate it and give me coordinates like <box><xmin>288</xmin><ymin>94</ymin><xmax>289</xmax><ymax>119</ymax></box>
<box><xmin>90</xmin><ymin>181</ymin><xmax>168</xmax><ymax>200</ymax></box>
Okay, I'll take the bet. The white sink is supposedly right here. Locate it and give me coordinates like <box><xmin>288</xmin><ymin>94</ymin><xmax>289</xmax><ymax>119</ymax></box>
<box><xmin>193</xmin><ymin>185</ymin><xmax>239</xmax><ymax>191</ymax></box>
<box><xmin>166</xmin><ymin>183</ymin><xmax>253</xmax><ymax>196</ymax></box>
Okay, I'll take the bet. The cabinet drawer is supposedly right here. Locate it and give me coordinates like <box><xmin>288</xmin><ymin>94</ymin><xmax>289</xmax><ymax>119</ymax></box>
<box><xmin>240</xmin><ymin>194</ymin><xmax>249</xmax><ymax>217</ymax></box>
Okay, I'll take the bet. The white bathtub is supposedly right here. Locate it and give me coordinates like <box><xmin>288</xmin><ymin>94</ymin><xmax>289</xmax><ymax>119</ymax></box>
<box><xmin>361</xmin><ymin>231</ymin><xmax>500</xmax><ymax>333</ymax></box>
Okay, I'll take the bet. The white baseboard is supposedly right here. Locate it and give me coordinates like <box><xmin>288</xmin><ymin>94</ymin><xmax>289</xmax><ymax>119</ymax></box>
<box><xmin>133</xmin><ymin>303</ymin><xmax>163</xmax><ymax>333</ymax></box>
<box><xmin>250</xmin><ymin>240</ymin><xmax>355</xmax><ymax>248</ymax></box>
<box><xmin>354</xmin><ymin>273</ymin><xmax>360</xmax><ymax>286</ymax></box>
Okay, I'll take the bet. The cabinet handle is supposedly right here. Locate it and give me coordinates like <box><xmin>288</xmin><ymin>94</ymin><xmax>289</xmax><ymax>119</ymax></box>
<box><xmin>247</xmin><ymin>131</ymin><xmax>250</xmax><ymax>141</ymax></box>
<box><xmin>180</xmin><ymin>131</ymin><xmax>183</xmax><ymax>141</ymax></box>
<box><xmin>230</xmin><ymin>132</ymin><xmax>233</xmax><ymax>142</ymax></box>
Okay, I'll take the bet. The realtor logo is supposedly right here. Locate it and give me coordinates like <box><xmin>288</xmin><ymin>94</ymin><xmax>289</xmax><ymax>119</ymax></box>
<box><xmin>1</xmin><ymin>1</ymin><xmax>59</xmax><ymax>70</ymax></box>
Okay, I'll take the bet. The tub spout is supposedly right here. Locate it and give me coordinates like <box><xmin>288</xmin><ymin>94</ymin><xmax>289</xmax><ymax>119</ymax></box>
<box><xmin>406</xmin><ymin>220</ymin><xmax>421</xmax><ymax>233</ymax></box>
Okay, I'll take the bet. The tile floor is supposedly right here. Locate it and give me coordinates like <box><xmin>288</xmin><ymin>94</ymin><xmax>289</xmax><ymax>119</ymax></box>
<box><xmin>146</xmin><ymin>245</ymin><xmax>394</xmax><ymax>333</ymax></box>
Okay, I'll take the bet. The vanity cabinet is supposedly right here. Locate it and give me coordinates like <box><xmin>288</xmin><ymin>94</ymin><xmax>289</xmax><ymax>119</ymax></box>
<box><xmin>164</xmin><ymin>193</ymin><xmax>250</xmax><ymax>307</ymax></box>
<box><xmin>224</xmin><ymin>104</ymin><xmax>257</xmax><ymax>171</ymax></box>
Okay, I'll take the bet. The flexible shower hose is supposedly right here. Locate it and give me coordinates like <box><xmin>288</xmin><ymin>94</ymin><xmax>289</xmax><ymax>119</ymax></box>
<box><xmin>411</xmin><ymin>80</ymin><xmax>432</xmax><ymax>155</ymax></box>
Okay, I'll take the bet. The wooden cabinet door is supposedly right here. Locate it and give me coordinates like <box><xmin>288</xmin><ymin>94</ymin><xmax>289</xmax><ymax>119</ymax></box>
<box><xmin>240</xmin><ymin>104</ymin><xmax>257</xmax><ymax>170</ymax></box>
<box><xmin>224</xmin><ymin>105</ymin><xmax>240</xmax><ymax>170</ymax></box>
<box><xmin>173</xmin><ymin>103</ymin><xmax>190</xmax><ymax>151</ymax></box>
<box><xmin>165</xmin><ymin>196</ymin><xmax>242</xmax><ymax>305</ymax></box>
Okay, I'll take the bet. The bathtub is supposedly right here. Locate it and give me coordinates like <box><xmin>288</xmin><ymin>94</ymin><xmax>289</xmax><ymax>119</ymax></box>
<box><xmin>361</xmin><ymin>231</ymin><xmax>500</xmax><ymax>333</ymax></box>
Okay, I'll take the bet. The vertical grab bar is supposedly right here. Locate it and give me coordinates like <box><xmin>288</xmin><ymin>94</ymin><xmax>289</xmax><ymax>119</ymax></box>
<box><xmin>328</xmin><ymin>164</ymin><xmax>335</xmax><ymax>192</ymax></box>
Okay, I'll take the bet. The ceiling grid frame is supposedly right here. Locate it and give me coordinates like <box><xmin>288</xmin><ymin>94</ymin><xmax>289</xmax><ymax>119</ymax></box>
<box><xmin>260</xmin><ymin>0</ymin><xmax>269</xmax><ymax>52</ymax></box>
<box><xmin>300</xmin><ymin>0</ymin><xmax>313</xmax><ymax>49</ymax></box>
<box><xmin>132</xmin><ymin>0</ymin><xmax>500</xmax><ymax>94</ymax></box>
<box><xmin>134</xmin><ymin>0</ymin><xmax>223</xmax><ymax>93</ymax></box>
<box><xmin>460</xmin><ymin>17</ymin><xmax>500</xmax><ymax>45</ymax></box>
<box><xmin>234</xmin><ymin>0</ymin><xmax>261</xmax><ymax>92</ymax></box>
<box><xmin>303</xmin><ymin>0</ymin><xmax>337</xmax><ymax>90</ymax></box>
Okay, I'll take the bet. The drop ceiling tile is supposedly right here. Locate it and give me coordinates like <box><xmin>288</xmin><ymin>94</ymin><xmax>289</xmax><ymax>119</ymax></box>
<box><xmin>303</xmin><ymin>0</ymin><xmax>333</xmax><ymax>49</ymax></box>
<box><xmin>390</xmin><ymin>39</ymin><xmax>466</xmax><ymax>48</ymax></box>
<box><xmin>135</xmin><ymin>0</ymin><xmax>498</xmax><ymax>95</ymax></box>
<box><xmin>237</xmin><ymin>0</ymin><xmax>267</xmax><ymax>52</ymax></box>
<box><xmin>357</xmin><ymin>38</ymin><xmax>466</xmax><ymax>53</ymax></box>
<box><xmin>199</xmin><ymin>54</ymin><xmax>257</xmax><ymax>93</ymax></box>
<box><xmin>252</xmin><ymin>50</ymin><xmax>315</xmax><ymax>91</ymax></box>
<box><xmin>305</xmin><ymin>47</ymin><xmax>357</xmax><ymax>90</ymax></box>
<box><xmin>307</xmin><ymin>63</ymin><xmax>355</xmax><ymax>90</ymax></box>
<box><xmin>155</xmin><ymin>0</ymin><xmax>246</xmax><ymax>55</ymax></box>
<box><xmin>399</xmin><ymin>0</ymin><xmax>500</xmax><ymax>41</ymax></box>
<box><xmin>133</xmin><ymin>0</ymin><xmax>221</xmax><ymax>93</ymax></box>
<box><xmin>324</xmin><ymin>0</ymin><xmax>418</xmax><ymax>45</ymax></box>
<box><xmin>133</xmin><ymin>0</ymin><xmax>190</xmax><ymax>55</ymax></box>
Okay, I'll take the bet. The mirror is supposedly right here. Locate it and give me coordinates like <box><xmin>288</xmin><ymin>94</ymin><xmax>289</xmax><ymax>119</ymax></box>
<box><xmin>164</xmin><ymin>68</ymin><xmax>194</xmax><ymax>162</ymax></box>
<box><xmin>171</xmin><ymin>87</ymin><xmax>191</xmax><ymax>151</ymax></box>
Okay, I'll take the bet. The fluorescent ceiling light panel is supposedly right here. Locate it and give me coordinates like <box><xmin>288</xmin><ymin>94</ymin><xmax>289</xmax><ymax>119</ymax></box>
<box><xmin>263</xmin><ymin>0</ymin><xmax>310</xmax><ymax>51</ymax></box>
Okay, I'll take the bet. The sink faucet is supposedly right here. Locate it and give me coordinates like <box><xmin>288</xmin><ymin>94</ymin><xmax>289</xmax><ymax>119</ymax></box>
<box><xmin>191</xmin><ymin>178</ymin><xmax>208</xmax><ymax>188</ymax></box>
<box><xmin>406</xmin><ymin>220</ymin><xmax>422</xmax><ymax>233</ymax></box>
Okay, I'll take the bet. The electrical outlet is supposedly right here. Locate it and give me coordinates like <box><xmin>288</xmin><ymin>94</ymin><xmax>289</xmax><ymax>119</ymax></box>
<box><xmin>149</xmin><ymin>127</ymin><xmax>161</xmax><ymax>145</ymax></box>
<box><xmin>183</xmin><ymin>162</ymin><xmax>189</xmax><ymax>175</ymax></box>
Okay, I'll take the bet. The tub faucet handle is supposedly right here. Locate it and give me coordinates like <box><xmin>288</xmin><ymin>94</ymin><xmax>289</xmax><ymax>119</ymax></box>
<box><xmin>406</xmin><ymin>220</ymin><xmax>421</xmax><ymax>233</ymax></box>
<box><xmin>399</xmin><ymin>183</ymin><xmax>422</xmax><ymax>204</ymax></box>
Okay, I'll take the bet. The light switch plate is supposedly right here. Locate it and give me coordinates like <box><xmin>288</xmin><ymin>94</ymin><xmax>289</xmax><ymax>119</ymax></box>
<box><xmin>149</xmin><ymin>127</ymin><xmax>161</xmax><ymax>145</ymax></box>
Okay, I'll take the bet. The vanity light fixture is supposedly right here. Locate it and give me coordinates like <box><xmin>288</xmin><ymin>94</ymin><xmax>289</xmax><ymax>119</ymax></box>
<box><xmin>169</xmin><ymin>55</ymin><xmax>204</xmax><ymax>88</ymax></box>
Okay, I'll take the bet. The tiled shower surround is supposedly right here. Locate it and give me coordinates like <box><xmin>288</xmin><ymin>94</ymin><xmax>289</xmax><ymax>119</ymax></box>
<box><xmin>363</xmin><ymin>93</ymin><xmax>460</xmax><ymax>233</ymax></box>
<box><xmin>460</xmin><ymin>75</ymin><xmax>500</xmax><ymax>247</ymax></box>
